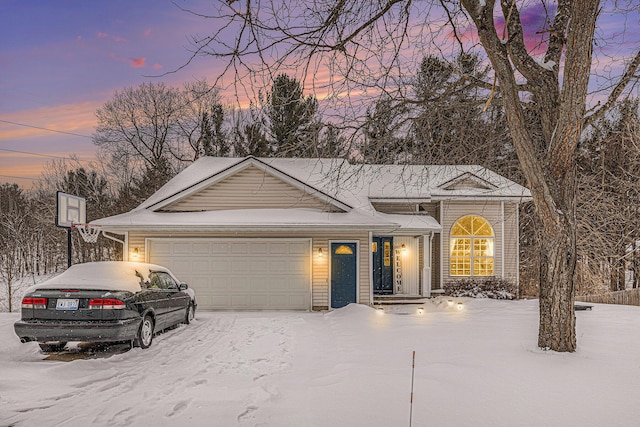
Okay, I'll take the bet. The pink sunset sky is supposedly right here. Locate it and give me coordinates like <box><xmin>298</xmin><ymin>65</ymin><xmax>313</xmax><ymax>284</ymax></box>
<box><xmin>1</xmin><ymin>1</ymin><xmax>638</xmax><ymax>188</ymax></box>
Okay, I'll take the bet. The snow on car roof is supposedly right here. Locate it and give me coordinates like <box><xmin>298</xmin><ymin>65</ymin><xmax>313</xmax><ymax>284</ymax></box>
<box><xmin>26</xmin><ymin>261</ymin><xmax>174</xmax><ymax>293</ymax></box>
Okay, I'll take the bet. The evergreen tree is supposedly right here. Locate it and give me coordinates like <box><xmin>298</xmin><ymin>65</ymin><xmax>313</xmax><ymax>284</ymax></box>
<box><xmin>266</xmin><ymin>74</ymin><xmax>319</xmax><ymax>157</ymax></box>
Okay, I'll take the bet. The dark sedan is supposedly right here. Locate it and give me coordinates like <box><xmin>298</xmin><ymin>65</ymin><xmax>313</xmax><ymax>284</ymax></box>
<box><xmin>14</xmin><ymin>261</ymin><xmax>197</xmax><ymax>352</ymax></box>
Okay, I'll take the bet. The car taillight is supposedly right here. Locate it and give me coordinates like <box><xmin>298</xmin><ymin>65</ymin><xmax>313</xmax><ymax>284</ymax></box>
<box><xmin>89</xmin><ymin>298</ymin><xmax>125</xmax><ymax>309</ymax></box>
<box><xmin>22</xmin><ymin>297</ymin><xmax>47</xmax><ymax>309</ymax></box>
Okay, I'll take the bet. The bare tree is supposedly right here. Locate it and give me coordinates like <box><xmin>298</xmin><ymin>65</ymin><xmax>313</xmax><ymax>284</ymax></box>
<box><xmin>178</xmin><ymin>80</ymin><xmax>230</xmax><ymax>159</ymax></box>
<box><xmin>0</xmin><ymin>184</ymin><xmax>31</xmax><ymax>311</ymax></box>
<box><xmin>94</xmin><ymin>80</ymin><xmax>232</xmax><ymax>202</ymax></box>
<box><xmin>94</xmin><ymin>82</ymin><xmax>184</xmax><ymax>177</ymax></box>
<box><xmin>578</xmin><ymin>99</ymin><xmax>640</xmax><ymax>292</ymax></box>
<box><xmin>184</xmin><ymin>1</ymin><xmax>638</xmax><ymax>352</ymax></box>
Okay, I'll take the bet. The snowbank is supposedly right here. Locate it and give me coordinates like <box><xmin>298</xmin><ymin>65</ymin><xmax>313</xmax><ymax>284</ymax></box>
<box><xmin>2</xmin><ymin>299</ymin><xmax>640</xmax><ymax>426</ymax></box>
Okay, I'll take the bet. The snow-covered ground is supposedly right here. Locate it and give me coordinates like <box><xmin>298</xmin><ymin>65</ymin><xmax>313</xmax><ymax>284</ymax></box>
<box><xmin>2</xmin><ymin>299</ymin><xmax>640</xmax><ymax>427</ymax></box>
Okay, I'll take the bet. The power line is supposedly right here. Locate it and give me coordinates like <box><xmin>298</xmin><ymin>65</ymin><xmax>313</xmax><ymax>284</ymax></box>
<box><xmin>0</xmin><ymin>148</ymin><xmax>94</xmax><ymax>163</ymax></box>
<box><xmin>0</xmin><ymin>174</ymin><xmax>44</xmax><ymax>182</ymax></box>
<box><xmin>0</xmin><ymin>119</ymin><xmax>92</xmax><ymax>139</ymax></box>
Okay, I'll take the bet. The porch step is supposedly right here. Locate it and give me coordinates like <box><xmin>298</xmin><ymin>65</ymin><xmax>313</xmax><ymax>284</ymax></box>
<box><xmin>373</xmin><ymin>295</ymin><xmax>429</xmax><ymax>305</ymax></box>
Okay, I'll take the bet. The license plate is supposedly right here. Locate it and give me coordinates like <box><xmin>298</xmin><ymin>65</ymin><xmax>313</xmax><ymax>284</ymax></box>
<box><xmin>56</xmin><ymin>299</ymin><xmax>79</xmax><ymax>310</ymax></box>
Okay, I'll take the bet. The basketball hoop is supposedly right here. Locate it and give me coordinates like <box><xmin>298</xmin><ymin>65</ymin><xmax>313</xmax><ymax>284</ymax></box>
<box><xmin>73</xmin><ymin>223</ymin><xmax>101</xmax><ymax>243</ymax></box>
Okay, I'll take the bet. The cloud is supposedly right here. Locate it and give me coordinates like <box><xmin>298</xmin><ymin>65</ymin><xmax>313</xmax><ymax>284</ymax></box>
<box><xmin>153</xmin><ymin>63</ymin><xmax>163</xmax><ymax>70</ymax></box>
<box><xmin>129</xmin><ymin>57</ymin><xmax>146</xmax><ymax>68</ymax></box>
<box><xmin>144</xmin><ymin>28</ymin><xmax>152</xmax><ymax>38</ymax></box>
<box><xmin>97</xmin><ymin>32</ymin><xmax>126</xmax><ymax>42</ymax></box>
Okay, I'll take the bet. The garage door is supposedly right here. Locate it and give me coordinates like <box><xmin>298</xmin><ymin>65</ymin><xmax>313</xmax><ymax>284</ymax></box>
<box><xmin>147</xmin><ymin>238</ymin><xmax>311</xmax><ymax>310</ymax></box>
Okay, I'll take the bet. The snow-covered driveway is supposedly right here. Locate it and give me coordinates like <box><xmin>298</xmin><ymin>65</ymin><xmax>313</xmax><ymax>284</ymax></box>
<box><xmin>3</xmin><ymin>299</ymin><xmax>640</xmax><ymax>426</ymax></box>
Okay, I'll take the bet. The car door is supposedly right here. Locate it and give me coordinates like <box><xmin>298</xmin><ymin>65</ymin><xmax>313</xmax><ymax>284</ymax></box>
<box><xmin>153</xmin><ymin>271</ymin><xmax>189</xmax><ymax>327</ymax></box>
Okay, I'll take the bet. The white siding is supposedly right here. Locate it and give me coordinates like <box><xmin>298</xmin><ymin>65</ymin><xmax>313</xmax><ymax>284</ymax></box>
<box><xmin>163</xmin><ymin>165</ymin><xmax>341</xmax><ymax>212</ymax></box>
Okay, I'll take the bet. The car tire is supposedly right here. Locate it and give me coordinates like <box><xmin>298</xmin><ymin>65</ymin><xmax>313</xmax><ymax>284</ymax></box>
<box><xmin>38</xmin><ymin>341</ymin><xmax>67</xmax><ymax>352</ymax></box>
<box><xmin>136</xmin><ymin>315</ymin><xmax>154</xmax><ymax>349</ymax></box>
<box><xmin>184</xmin><ymin>303</ymin><xmax>195</xmax><ymax>325</ymax></box>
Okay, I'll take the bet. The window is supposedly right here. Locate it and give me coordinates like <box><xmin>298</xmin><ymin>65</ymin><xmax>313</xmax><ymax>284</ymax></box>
<box><xmin>450</xmin><ymin>215</ymin><xmax>494</xmax><ymax>276</ymax></box>
<box><xmin>147</xmin><ymin>271</ymin><xmax>178</xmax><ymax>290</ymax></box>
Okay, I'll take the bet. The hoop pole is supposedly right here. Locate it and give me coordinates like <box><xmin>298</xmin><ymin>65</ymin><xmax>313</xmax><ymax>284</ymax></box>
<box><xmin>409</xmin><ymin>350</ymin><xmax>415</xmax><ymax>427</ymax></box>
<box><xmin>67</xmin><ymin>228</ymin><xmax>72</xmax><ymax>268</ymax></box>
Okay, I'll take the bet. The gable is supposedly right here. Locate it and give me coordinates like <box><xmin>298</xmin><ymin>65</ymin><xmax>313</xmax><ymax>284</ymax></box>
<box><xmin>161</xmin><ymin>164</ymin><xmax>345</xmax><ymax>212</ymax></box>
<box><xmin>439</xmin><ymin>172</ymin><xmax>497</xmax><ymax>191</ymax></box>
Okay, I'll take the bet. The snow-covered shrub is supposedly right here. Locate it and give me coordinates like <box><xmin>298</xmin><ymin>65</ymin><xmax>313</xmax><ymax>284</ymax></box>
<box><xmin>444</xmin><ymin>277</ymin><xmax>517</xmax><ymax>300</ymax></box>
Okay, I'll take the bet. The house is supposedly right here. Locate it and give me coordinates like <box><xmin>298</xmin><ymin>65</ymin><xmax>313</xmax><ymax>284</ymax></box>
<box><xmin>93</xmin><ymin>156</ymin><xmax>531</xmax><ymax>311</ymax></box>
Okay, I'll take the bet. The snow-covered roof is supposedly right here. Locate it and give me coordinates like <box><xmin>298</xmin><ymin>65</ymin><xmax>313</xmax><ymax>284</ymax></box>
<box><xmin>139</xmin><ymin>157</ymin><xmax>530</xmax><ymax>209</ymax></box>
<box><xmin>25</xmin><ymin>261</ymin><xmax>176</xmax><ymax>293</ymax></box>
<box><xmin>93</xmin><ymin>156</ymin><xmax>530</xmax><ymax>232</ymax></box>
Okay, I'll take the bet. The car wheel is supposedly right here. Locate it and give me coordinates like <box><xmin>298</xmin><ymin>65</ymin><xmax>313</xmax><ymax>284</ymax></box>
<box><xmin>184</xmin><ymin>303</ymin><xmax>195</xmax><ymax>324</ymax></box>
<box><xmin>137</xmin><ymin>315</ymin><xmax>154</xmax><ymax>349</ymax></box>
<box><xmin>38</xmin><ymin>341</ymin><xmax>67</xmax><ymax>352</ymax></box>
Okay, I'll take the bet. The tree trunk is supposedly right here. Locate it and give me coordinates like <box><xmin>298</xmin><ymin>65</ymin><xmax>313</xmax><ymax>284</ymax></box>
<box><xmin>537</xmin><ymin>220</ymin><xmax>576</xmax><ymax>351</ymax></box>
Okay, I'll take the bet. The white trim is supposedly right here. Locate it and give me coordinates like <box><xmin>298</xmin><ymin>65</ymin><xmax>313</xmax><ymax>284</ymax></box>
<box><xmin>431</xmin><ymin>195</ymin><xmax>532</xmax><ymax>202</ymax></box>
<box><xmin>368</xmin><ymin>231</ymin><xmax>373</xmax><ymax>306</ymax></box>
<box><xmin>516</xmin><ymin>203</ymin><xmax>520</xmax><ymax>295</ymax></box>
<box><xmin>438</xmin><ymin>171</ymin><xmax>498</xmax><ymax>191</ymax></box>
<box><xmin>448</xmin><ymin>213</ymin><xmax>496</xmax><ymax>278</ymax></box>
<box><xmin>328</xmin><ymin>240</ymin><xmax>360</xmax><ymax>310</ymax></box>
<box><xmin>368</xmin><ymin>198</ymin><xmax>432</xmax><ymax>203</ymax></box>
<box><xmin>501</xmin><ymin>201</ymin><xmax>505</xmax><ymax>278</ymax></box>
<box><xmin>440</xmin><ymin>203</ymin><xmax>444</xmax><ymax>289</ymax></box>
<box><xmin>421</xmin><ymin>234</ymin><xmax>432</xmax><ymax>297</ymax></box>
<box><xmin>125</xmin><ymin>232</ymin><xmax>129</xmax><ymax>261</ymax></box>
<box><xmin>145</xmin><ymin>237</ymin><xmax>313</xmax><ymax>311</ymax></box>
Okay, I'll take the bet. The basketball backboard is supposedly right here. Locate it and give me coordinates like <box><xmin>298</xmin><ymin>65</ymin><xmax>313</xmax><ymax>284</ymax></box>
<box><xmin>56</xmin><ymin>191</ymin><xmax>86</xmax><ymax>228</ymax></box>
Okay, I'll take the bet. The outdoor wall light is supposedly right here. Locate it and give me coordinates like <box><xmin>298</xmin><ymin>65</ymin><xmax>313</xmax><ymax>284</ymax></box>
<box><xmin>447</xmin><ymin>299</ymin><xmax>454</xmax><ymax>307</ymax></box>
<box><xmin>132</xmin><ymin>247</ymin><xmax>139</xmax><ymax>259</ymax></box>
<box><xmin>318</xmin><ymin>248</ymin><xmax>323</xmax><ymax>257</ymax></box>
<box><xmin>457</xmin><ymin>302</ymin><xmax>464</xmax><ymax>311</ymax></box>
<box><xmin>401</xmin><ymin>244</ymin><xmax>407</xmax><ymax>253</ymax></box>
<box><xmin>417</xmin><ymin>307</ymin><xmax>424</xmax><ymax>315</ymax></box>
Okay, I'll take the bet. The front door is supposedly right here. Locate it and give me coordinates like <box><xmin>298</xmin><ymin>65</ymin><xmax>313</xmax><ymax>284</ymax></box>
<box><xmin>372</xmin><ymin>236</ymin><xmax>394</xmax><ymax>294</ymax></box>
<box><xmin>331</xmin><ymin>242</ymin><xmax>357</xmax><ymax>308</ymax></box>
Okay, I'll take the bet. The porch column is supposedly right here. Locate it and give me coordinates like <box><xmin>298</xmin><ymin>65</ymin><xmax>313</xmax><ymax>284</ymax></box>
<box><xmin>422</xmin><ymin>234</ymin><xmax>432</xmax><ymax>297</ymax></box>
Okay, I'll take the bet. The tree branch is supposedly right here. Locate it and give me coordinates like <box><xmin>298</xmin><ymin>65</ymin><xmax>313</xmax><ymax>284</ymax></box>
<box><xmin>585</xmin><ymin>50</ymin><xmax>640</xmax><ymax>127</ymax></box>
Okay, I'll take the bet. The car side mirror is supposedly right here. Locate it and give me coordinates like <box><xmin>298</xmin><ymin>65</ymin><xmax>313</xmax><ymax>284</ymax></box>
<box><xmin>179</xmin><ymin>283</ymin><xmax>188</xmax><ymax>291</ymax></box>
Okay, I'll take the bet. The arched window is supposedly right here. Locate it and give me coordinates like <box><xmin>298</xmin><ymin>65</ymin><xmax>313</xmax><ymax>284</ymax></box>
<box><xmin>450</xmin><ymin>215</ymin><xmax>494</xmax><ymax>276</ymax></box>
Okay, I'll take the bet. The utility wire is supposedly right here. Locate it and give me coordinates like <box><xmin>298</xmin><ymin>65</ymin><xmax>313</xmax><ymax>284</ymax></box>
<box><xmin>0</xmin><ymin>148</ymin><xmax>94</xmax><ymax>163</ymax></box>
<box><xmin>0</xmin><ymin>119</ymin><xmax>92</xmax><ymax>139</ymax></box>
<box><xmin>0</xmin><ymin>174</ymin><xmax>44</xmax><ymax>182</ymax></box>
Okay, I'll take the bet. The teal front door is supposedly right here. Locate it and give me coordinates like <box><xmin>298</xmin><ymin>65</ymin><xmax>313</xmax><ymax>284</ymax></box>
<box><xmin>331</xmin><ymin>242</ymin><xmax>357</xmax><ymax>308</ymax></box>
<box><xmin>372</xmin><ymin>236</ymin><xmax>394</xmax><ymax>294</ymax></box>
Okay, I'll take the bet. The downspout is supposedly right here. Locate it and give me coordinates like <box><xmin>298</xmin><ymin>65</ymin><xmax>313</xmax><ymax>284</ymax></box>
<box><xmin>501</xmin><ymin>201</ymin><xmax>505</xmax><ymax>278</ymax></box>
<box><xmin>440</xmin><ymin>202</ymin><xmax>444</xmax><ymax>290</ymax></box>
<box><xmin>101</xmin><ymin>231</ymin><xmax>127</xmax><ymax>261</ymax></box>
<box><xmin>429</xmin><ymin>231</ymin><xmax>435</xmax><ymax>295</ymax></box>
